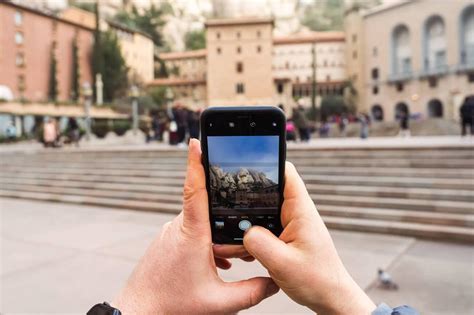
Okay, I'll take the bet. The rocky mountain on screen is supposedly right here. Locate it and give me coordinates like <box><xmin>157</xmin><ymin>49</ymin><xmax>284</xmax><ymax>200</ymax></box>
<box><xmin>210</xmin><ymin>165</ymin><xmax>276</xmax><ymax>192</ymax></box>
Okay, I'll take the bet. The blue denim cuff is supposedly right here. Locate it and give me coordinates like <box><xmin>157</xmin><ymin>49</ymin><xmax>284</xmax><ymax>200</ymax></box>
<box><xmin>372</xmin><ymin>303</ymin><xmax>420</xmax><ymax>315</ymax></box>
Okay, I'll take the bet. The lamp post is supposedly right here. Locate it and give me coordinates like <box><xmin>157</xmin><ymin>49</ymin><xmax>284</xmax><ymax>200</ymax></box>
<box><xmin>82</xmin><ymin>82</ymin><xmax>93</xmax><ymax>141</ymax></box>
<box><xmin>130</xmin><ymin>85</ymin><xmax>139</xmax><ymax>135</ymax></box>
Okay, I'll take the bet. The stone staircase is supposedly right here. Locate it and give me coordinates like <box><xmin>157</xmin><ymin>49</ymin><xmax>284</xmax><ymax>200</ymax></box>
<box><xmin>1</xmin><ymin>146</ymin><xmax>473</xmax><ymax>243</ymax></box>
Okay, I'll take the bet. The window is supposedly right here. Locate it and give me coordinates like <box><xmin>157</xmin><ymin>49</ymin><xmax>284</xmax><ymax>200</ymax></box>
<box><xmin>468</xmin><ymin>72</ymin><xmax>474</xmax><ymax>82</ymax></box>
<box><xmin>217</xmin><ymin>47</ymin><xmax>221</xmax><ymax>54</ymax></box>
<box><xmin>352</xmin><ymin>50</ymin><xmax>357</xmax><ymax>59</ymax></box>
<box><xmin>372</xmin><ymin>86</ymin><xmax>379</xmax><ymax>95</ymax></box>
<box><xmin>428</xmin><ymin>77</ymin><xmax>438</xmax><ymax>88</ymax></box>
<box><xmin>460</xmin><ymin>5</ymin><xmax>474</xmax><ymax>65</ymax></box>
<box><xmin>373</xmin><ymin>47</ymin><xmax>378</xmax><ymax>57</ymax></box>
<box><xmin>424</xmin><ymin>15</ymin><xmax>446</xmax><ymax>70</ymax></box>
<box><xmin>371</xmin><ymin>68</ymin><xmax>379</xmax><ymax>80</ymax></box>
<box><xmin>237</xmin><ymin>32</ymin><xmax>241</xmax><ymax>39</ymax></box>
<box><xmin>216</xmin><ymin>32</ymin><xmax>221</xmax><ymax>39</ymax></box>
<box><xmin>236</xmin><ymin>62</ymin><xmax>243</xmax><ymax>73</ymax></box>
<box><xmin>285</xmin><ymin>61</ymin><xmax>289</xmax><ymax>69</ymax></box>
<box><xmin>326</xmin><ymin>75</ymin><xmax>331</xmax><ymax>82</ymax></box>
<box><xmin>257</xmin><ymin>30</ymin><xmax>261</xmax><ymax>38</ymax></box>
<box><xmin>307</xmin><ymin>76</ymin><xmax>311</xmax><ymax>82</ymax></box>
<box><xmin>392</xmin><ymin>24</ymin><xmax>411</xmax><ymax>74</ymax></box>
<box><xmin>16</xmin><ymin>52</ymin><xmax>24</xmax><ymax>67</ymax></box>
<box><xmin>396</xmin><ymin>82</ymin><xmax>404</xmax><ymax>92</ymax></box>
<box><xmin>257</xmin><ymin>45</ymin><xmax>261</xmax><ymax>53</ymax></box>
<box><xmin>18</xmin><ymin>74</ymin><xmax>25</xmax><ymax>91</ymax></box>
<box><xmin>324</xmin><ymin>60</ymin><xmax>328</xmax><ymax>67</ymax></box>
<box><xmin>352</xmin><ymin>34</ymin><xmax>357</xmax><ymax>43</ymax></box>
<box><xmin>236</xmin><ymin>83</ymin><xmax>245</xmax><ymax>94</ymax></box>
<box><xmin>15</xmin><ymin>32</ymin><xmax>23</xmax><ymax>44</ymax></box>
<box><xmin>14</xmin><ymin>10</ymin><xmax>22</xmax><ymax>26</ymax></box>
<box><xmin>237</xmin><ymin>46</ymin><xmax>241</xmax><ymax>54</ymax></box>
<box><xmin>277</xmin><ymin>82</ymin><xmax>284</xmax><ymax>94</ymax></box>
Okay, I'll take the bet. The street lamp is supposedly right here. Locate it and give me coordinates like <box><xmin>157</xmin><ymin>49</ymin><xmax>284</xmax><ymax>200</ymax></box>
<box><xmin>82</xmin><ymin>82</ymin><xmax>93</xmax><ymax>141</ymax></box>
<box><xmin>130</xmin><ymin>85</ymin><xmax>139</xmax><ymax>135</ymax></box>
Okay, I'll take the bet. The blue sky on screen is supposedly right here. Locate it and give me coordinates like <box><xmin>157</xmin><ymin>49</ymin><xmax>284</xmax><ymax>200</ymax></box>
<box><xmin>208</xmin><ymin>136</ymin><xmax>279</xmax><ymax>182</ymax></box>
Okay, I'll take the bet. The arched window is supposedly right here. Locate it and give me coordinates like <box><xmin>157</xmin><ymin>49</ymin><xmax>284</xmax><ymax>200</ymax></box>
<box><xmin>427</xmin><ymin>99</ymin><xmax>443</xmax><ymax>117</ymax></box>
<box><xmin>423</xmin><ymin>15</ymin><xmax>446</xmax><ymax>70</ymax></box>
<box><xmin>371</xmin><ymin>105</ymin><xmax>384</xmax><ymax>121</ymax></box>
<box><xmin>392</xmin><ymin>25</ymin><xmax>411</xmax><ymax>74</ymax></box>
<box><xmin>395</xmin><ymin>102</ymin><xmax>409</xmax><ymax>120</ymax></box>
<box><xmin>460</xmin><ymin>5</ymin><xmax>474</xmax><ymax>65</ymax></box>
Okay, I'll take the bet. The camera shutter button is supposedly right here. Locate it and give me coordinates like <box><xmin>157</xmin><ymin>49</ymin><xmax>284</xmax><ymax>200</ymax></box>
<box><xmin>238</xmin><ymin>220</ymin><xmax>252</xmax><ymax>231</ymax></box>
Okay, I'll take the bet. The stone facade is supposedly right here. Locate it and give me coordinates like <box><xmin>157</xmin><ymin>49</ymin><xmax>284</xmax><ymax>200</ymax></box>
<box><xmin>345</xmin><ymin>0</ymin><xmax>474</xmax><ymax>121</ymax></box>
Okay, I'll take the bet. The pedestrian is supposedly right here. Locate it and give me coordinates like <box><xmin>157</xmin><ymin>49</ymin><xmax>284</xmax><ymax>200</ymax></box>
<box><xmin>151</xmin><ymin>115</ymin><xmax>161</xmax><ymax>141</ymax></box>
<box><xmin>460</xmin><ymin>95</ymin><xmax>474</xmax><ymax>136</ymax></box>
<box><xmin>43</xmin><ymin>117</ymin><xmax>57</xmax><ymax>148</ymax></box>
<box><xmin>339</xmin><ymin>114</ymin><xmax>348</xmax><ymax>137</ymax></box>
<box><xmin>67</xmin><ymin>117</ymin><xmax>80</xmax><ymax>147</ymax></box>
<box><xmin>358</xmin><ymin>113</ymin><xmax>369</xmax><ymax>139</ymax></box>
<box><xmin>286</xmin><ymin>118</ymin><xmax>296</xmax><ymax>141</ymax></box>
<box><xmin>292</xmin><ymin>105</ymin><xmax>310</xmax><ymax>142</ymax></box>
<box><xmin>174</xmin><ymin>103</ymin><xmax>188</xmax><ymax>144</ymax></box>
<box><xmin>87</xmin><ymin>139</ymin><xmax>419</xmax><ymax>315</ymax></box>
<box><xmin>319</xmin><ymin>120</ymin><xmax>330</xmax><ymax>138</ymax></box>
<box><xmin>398</xmin><ymin>110</ymin><xmax>410</xmax><ymax>137</ymax></box>
<box><xmin>5</xmin><ymin>121</ymin><xmax>17</xmax><ymax>142</ymax></box>
<box><xmin>187</xmin><ymin>108</ymin><xmax>200</xmax><ymax>140</ymax></box>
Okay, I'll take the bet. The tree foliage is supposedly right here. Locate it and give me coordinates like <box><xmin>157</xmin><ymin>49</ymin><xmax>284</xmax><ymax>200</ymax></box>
<box><xmin>320</xmin><ymin>95</ymin><xmax>347</xmax><ymax>119</ymax></box>
<box><xmin>184</xmin><ymin>30</ymin><xmax>206</xmax><ymax>50</ymax></box>
<box><xmin>302</xmin><ymin>0</ymin><xmax>345</xmax><ymax>31</ymax></box>
<box><xmin>148</xmin><ymin>86</ymin><xmax>167</xmax><ymax>109</ymax></box>
<box><xmin>113</xmin><ymin>4</ymin><xmax>171</xmax><ymax>47</ymax></box>
<box><xmin>48</xmin><ymin>44</ymin><xmax>58</xmax><ymax>102</ymax></box>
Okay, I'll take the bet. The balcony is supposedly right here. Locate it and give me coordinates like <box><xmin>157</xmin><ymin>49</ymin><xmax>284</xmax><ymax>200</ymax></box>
<box><xmin>419</xmin><ymin>64</ymin><xmax>450</xmax><ymax>78</ymax></box>
<box><xmin>456</xmin><ymin>49</ymin><xmax>474</xmax><ymax>73</ymax></box>
<box><xmin>387</xmin><ymin>70</ymin><xmax>413</xmax><ymax>83</ymax></box>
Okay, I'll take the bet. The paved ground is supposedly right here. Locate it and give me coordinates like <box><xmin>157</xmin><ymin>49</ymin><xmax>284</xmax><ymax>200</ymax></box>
<box><xmin>1</xmin><ymin>198</ymin><xmax>472</xmax><ymax>314</ymax></box>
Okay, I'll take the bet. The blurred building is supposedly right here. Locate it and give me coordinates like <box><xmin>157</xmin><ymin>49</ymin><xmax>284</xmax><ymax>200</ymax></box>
<box><xmin>60</xmin><ymin>7</ymin><xmax>155</xmax><ymax>84</ymax></box>
<box><xmin>152</xmin><ymin>17</ymin><xmax>347</xmax><ymax>109</ymax></box>
<box><xmin>345</xmin><ymin>0</ymin><xmax>474</xmax><ymax>121</ymax></box>
<box><xmin>0</xmin><ymin>1</ymin><xmax>94</xmax><ymax>102</ymax></box>
<box><xmin>273</xmin><ymin>32</ymin><xmax>346</xmax><ymax>108</ymax></box>
<box><xmin>153</xmin><ymin>49</ymin><xmax>207</xmax><ymax>109</ymax></box>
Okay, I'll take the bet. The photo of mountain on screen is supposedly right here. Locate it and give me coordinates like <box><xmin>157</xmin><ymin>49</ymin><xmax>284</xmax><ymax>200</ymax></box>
<box><xmin>208</xmin><ymin>135</ymin><xmax>280</xmax><ymax>215</ymax></box>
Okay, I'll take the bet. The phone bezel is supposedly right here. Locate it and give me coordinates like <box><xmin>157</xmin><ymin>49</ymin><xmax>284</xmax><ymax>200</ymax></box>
<box><xmin>200</xmin><ymin>106</ymin><xmax>286</xmax><ymax>244</ymax></box>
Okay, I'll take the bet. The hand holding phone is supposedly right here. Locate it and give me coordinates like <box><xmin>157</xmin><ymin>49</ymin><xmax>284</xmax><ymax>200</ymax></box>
<box><xmin>200</xmin><ymin>106</ymin><xmax>286</xmax><ymax>244</ymax></box>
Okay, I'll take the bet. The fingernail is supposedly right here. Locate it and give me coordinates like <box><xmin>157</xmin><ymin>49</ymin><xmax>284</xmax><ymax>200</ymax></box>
<box><xmin>265</xmin><ymin>281</ymin><xmax>279</xmax><ymax>297</ymax></box>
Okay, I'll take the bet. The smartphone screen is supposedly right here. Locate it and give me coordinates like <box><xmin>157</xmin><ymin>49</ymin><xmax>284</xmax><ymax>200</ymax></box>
<box><xmin>201</xmin><ymin>107</ymin><xmax>285</xmax><ymax>244</ymax></box>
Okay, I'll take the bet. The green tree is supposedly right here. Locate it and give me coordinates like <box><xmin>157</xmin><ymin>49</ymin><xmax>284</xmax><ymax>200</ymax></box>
<box><xmin>302</xmin><ymin>0</ymin><xmax>344</xmax><ymax>31</ymax></box>
<box><xmin>48</xmin><ymin>43</ymin><xmax>58</xmax><ymax>102</ymax></box>
<box><xmin>71</xmin><ymin>38</ymin><xmax>80</xmax><ymax>101</ymax></box>
<box><xmin>113</xmin><ymin>3</ymin><xmax>171</xmax><ymax>47</ymax></box>
<box><xmin>184</xmin><ymin>30</ymin><xmax>206</xmax><ymax>50</ymax></box>
<box><xmin>320</xmin><ymin>95</ymin><xmax>347</xmax><ymax>120</ymax></box>
<box><xmin>148</xmin><ymin>86</ymin><xmax>167</xmax><ymax>108</ymax></box>
<box><xmin>99</xmin><ymin>31</ymin><xmax>129</xmax><ymax>102</ymax></box>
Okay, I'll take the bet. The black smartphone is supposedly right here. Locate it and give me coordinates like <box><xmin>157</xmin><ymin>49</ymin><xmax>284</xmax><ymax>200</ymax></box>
<box><xmin>200</xmin><ymin>106</ymin><xmax>286</xmax><ymax>244</ymax></box>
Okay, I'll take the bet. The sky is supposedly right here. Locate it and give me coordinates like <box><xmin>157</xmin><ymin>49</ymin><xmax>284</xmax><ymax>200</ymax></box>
<box><xmin>208</xmin><ymin>136</ymin><xmax>279</xmax><ymax>182</ymax></box>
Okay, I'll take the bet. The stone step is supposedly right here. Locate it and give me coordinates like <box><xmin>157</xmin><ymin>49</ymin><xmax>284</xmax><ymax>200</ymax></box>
<box><xmin>3</xmin><ymin>164</ymin><xmax>472</xmax><ymax>180</ymax></box>
<box><xmin>322</xmin><ymin>217</ymin><xmax>474</xmax><ymax>243</ymax></box>
<box><xmin>2</xmin><ymin>178</ymin><xmax>471</xmax><ymax>214</ymax></box>
<box><xmin>302</xmin><ymin>175</ymin><xmax>473</xmax><ymax>190</ymax></box>
<box><xmin>1</xmin><ymin>173</ymin><xmax>471</xmax><ymax>202</ymax></box>
<box><xmin>310</xmin><ymin>194</ymin><xmax>473</xmax><ymax>214</ymax></box>
<box><xmin>0</xmin><ymin>189</ymin><xmax>471</xmax><ymax>243</ymax></box>
<box><xmin>317</xmin><ymin>205</ymin><xmax>474</xmax><ymax>228</ymax></box>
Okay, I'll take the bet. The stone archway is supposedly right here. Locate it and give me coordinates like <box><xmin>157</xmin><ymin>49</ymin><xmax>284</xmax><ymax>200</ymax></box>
<box><xmin>395</xmin><ymin>102</ymin><xmax>409</xmax><ymax>119</ymax></box>
<box><xmin>371</xmin><ymin>104</ymin><xmax>384</xmax><ymax>121</ymax></box>
<box><xmin>427</xmin><ymin>99</ymin><xmax>443</xmax><ymax>117</ymax></box>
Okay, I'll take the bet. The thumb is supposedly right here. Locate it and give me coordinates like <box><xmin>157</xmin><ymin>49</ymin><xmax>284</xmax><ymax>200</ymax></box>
<box><xmin>218</xmin><ymin>277</ymin><xmax>279</xmax><ymax>312</ymax></box>
<box><xmin>182</xmin><ymin>138</ymin><xmax>209</xmax><ymax>231</ymax></box>
<box><xmin>243</xmin><ymin>226</ymin><xmax>293</xmax><ymax>276</ymax></box>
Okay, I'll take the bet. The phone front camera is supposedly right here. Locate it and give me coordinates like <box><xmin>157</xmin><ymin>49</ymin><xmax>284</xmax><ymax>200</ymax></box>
<box><xmin>229</xmin><ymin>122</ymin><xmax>235</xmax><ymax>128</ymax></box>
<box><xmin>250</xmin><ymin>122</ymin><xmax>256</xmax><ymax>127</ymax></box>
<box><xmin>272</xmin><ymin>122</ymin><xmax>277</xmax><ymax>127</ymax></box>
<box><xmin>209</xmin><ymin>123</ymin><xmax>213</xmax><ymax>127</ymax></box>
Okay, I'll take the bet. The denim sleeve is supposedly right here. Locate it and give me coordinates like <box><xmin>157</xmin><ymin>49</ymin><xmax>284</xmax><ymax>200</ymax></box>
<box><xmin>372</xmin><ymin>303</ymin><xmax>420</xmax><ymax>315</ymax></box>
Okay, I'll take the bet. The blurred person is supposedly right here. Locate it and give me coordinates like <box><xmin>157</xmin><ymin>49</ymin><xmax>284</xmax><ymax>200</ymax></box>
<box><xmin>292</xmin><ymin>105</ymin><xmax>310</xmax><ymax>142</ymax></box>
<box><xmin>168</xmin><ymin>106</ymin><xmax>179</xmax><ymax>145</ymax></box>
<box><xmin>339</xmin><ymin>114</ymin><xmax>348</xmax><ymax>137</ymax></box>
<box><xmin>187</xmin><ymin>108</ymin><xmax>201</xmax><ymax>140</ymax></box>
<box><xmin>286</xmin><ymin>118</ymin><xmax>296</xmax><ymax>141</ymax></box>
<box><xmin>151</xmin><ymin>114</ymin><xmax>161</xmax><ymax>141</ymax></box>
<box><xmin>173</xmin><ymin>103</ymin><xmax>188</xmax><ymax>144</ymax></box>
<box><xmin>43</xmin><ymin>118</ymin><xmax>57</xmax><ymax>148</ymax></box>
<box><xmin>398</xmin><ymin>111</ymin><xmax>410</xmax><ymax>137</ymax></box>
<box><xmin>359</xmin><ymin>113</ymin><xmax>370</xmax><ymax>139</ymax></box>
<box><xmin>460</xmin><ymin>95</ymin><xmax>474</xmax><ymax>136</ymax></box>
<box><xmin>5</xmin><ymin>121</ymin><xmax>16</xmax><ymax>142</ymax></box>
<box><xmin>88</xmin><ymin>139</ymin><xmax>418</xmax><ymax>315</ymax></box>
<box><xmin>66</xmin><ymin>117</ymin><xmax>80</xmax><ymax>147</ymax></box>
<box><xmin>319</xmin><ymin>120</ymin><xmax>330</xmax><ymax>138</ymax></box>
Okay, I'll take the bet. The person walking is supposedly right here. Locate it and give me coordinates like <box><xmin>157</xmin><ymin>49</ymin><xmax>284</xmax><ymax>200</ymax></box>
<box><xmin>358</xmin><ymin>113</ymin><xmax>369</xmax><ymax>139</ymax></box>
<box><xmin>398</xmin><ymin>110</ymin><xmax>410</xmax><ymax>137</ymax></box>
<box><xmin>292</xmin><ymin>105</ymin><xmax>310</xmax><ymax>142</ymax></box>
<box><xmin>43</xmin><ymin>118</ymin><xmax>57</xmax><ymax>148</ymax></box>
<box><xmin>67</xmin><ymin>117</ymin><xmax>80</xmax><ymax>147</ymax></box>
<box><xmin>460</xmin><ymin>95</ymin><xmax>474</xmax><ymax>136</ymax></box>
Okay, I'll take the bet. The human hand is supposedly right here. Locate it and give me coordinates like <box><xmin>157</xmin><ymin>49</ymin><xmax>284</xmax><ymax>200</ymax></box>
<box><xmin>218</xmin><ymin>162</ymin><xmax>376</xmax><ymax>315</ymax></box>
<box><xmin>113</xmin><ymin>139</ymin><xmax>279</xmax><ymax>314</ymax></box>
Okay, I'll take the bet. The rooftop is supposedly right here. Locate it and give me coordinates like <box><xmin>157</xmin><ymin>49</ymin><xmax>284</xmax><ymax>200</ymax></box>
<box><xmin>159</xmin><ymin>49</ymin><xmax>207</xmax><ymax>60</ymax></box>
<box><xmin>148</xmin><ymin>78</ymin><xmax>206</xmax><ymax>86</ymax></box>
<box><xmin>205</xmin><ymin>16</ymin><xmax>274</xmax><ymax>28</ymax></box>
<box><xmin>273</xmin><ymin>31</ymin><xmax>345</xmax><ymax>45</ymax></box>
